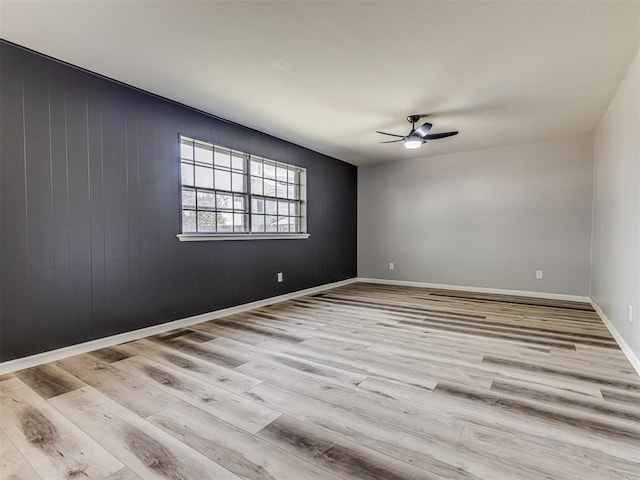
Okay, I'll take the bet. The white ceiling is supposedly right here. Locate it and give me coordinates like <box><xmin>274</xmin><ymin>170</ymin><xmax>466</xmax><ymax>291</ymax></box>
<box><xmin>1</xmin><ymin>1</ymin><xmax>639</xmax><ymax>165</ymax></box>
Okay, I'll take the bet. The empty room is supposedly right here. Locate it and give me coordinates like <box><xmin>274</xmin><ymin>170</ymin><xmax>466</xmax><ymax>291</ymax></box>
<box><xmin>1</xmin><ymin>1</ymin><xmax>639</xmax><ymax>479</ymax></box>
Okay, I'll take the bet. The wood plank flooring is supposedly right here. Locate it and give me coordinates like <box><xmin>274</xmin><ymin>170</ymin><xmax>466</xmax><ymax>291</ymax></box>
<box><xmin>2</xmin><ymin>282</ymin><xmax>639</xmax><ymax>479</ymax></box>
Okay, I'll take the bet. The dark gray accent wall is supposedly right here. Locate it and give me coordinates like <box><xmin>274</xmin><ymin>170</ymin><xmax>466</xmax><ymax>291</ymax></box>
<box><xmin>0</xmin><ymin>41</ymin><xmax>357</xmax><ymax>362</ymax></box>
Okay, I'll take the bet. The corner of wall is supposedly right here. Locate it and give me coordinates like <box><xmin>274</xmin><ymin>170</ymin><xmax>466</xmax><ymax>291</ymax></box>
<box><xmin>591</xmin><ymin>299</ymin><xmax>640</xmax><ymax>377</ymax></box>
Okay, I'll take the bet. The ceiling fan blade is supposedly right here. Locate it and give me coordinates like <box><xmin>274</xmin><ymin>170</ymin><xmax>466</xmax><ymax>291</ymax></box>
<box><xmin>376</xmin><ymin>131</ymin><xmax>405</xmax><ymax>138</ymax></box>
<box><xmin>414</xmin><ymin>122</ymin><xmax>432</xmax><ymax>137</ymax></box>
<box><xmin>423</xmin><ymin>131</ymin><xmax>458</xmax><ymax>140</ymax></box>
<box><xmin>380</xmin><ymin>139</ymin><xmax>404</xmax><ymax>144</ymax></box>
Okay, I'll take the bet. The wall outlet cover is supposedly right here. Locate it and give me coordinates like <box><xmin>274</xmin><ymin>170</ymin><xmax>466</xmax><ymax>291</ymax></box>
<box><xmin>277</xmin><ymin>272</ymin><xmax>283</xmax><ymax>283</ymax></box>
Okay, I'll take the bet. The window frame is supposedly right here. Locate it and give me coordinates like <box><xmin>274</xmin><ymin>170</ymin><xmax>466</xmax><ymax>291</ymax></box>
<box><xmin>176</xmin><ymin>135</ymin><xmax>309</xmax><ymax>241</ymax></box>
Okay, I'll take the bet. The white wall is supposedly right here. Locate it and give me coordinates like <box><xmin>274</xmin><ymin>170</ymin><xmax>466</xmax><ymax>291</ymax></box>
<box><xmin>591</xmin><ymin>48</ymin><xmax>640</xmax><ymax>364</ymax></box>
<box><xmin>358</xmin><ymin>137</ymin><xmax>594</xmax><ymax>296</ymax></box>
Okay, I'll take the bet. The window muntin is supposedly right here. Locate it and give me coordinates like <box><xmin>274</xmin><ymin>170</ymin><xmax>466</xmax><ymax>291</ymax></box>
<box><xmin>180</xmin><ymin>136</ymin><xmax>306</xmax><ymax>235</ymax></box>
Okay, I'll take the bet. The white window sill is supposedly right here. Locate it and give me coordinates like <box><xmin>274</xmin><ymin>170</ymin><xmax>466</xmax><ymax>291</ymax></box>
<box><xmin>177</xmin><ymin>233</ymin><xmax>310</xmax><ymax>242</ymax></box>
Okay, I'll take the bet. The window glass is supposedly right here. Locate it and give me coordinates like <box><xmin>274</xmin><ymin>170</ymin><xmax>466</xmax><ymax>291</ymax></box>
<box><xmin>266</xmin><ymin>215</ymin><xmax>278</xmax><ymax>232</ymax></box>
<box><xmin>251</xmin><ymin>197</ymin><xmax>264</xmax><ymax>214</ymax></box>
<box><xmin>194</xmin><ymin>166</ymin><xmax>213</xmax><ymax>189</ymax></box>
<box><xmin>181</xmin><ymin>139</ymin><xmax>194</xmax><ymax>161</ymax></box>
<box><xmin>276</xmin><ymin>166</ymin><xmax>287</xmax><ymax>182</ymax></box>
<box><xmin>194</xmin><ymin>142</ymin><xmax>213</xmax><ymax>164</ymax></box>
<box><xmin>197</xmin><ymin>191</ymin><xmax>216</xmax><ymax>209</ymax></box>
<box><xmin>277</xmin><ymin>200</ymin><xmax>289</xmax><ymax>216</ymax></box>
<box><xmin>217</xmin><ymin>212</ymin><xmax>233</xmax><ymax>232</ymax></box>
<box><xmin>278</xmin><ymin>217</ymin><xmax>290</xmax><ymax>232</ymax></box>
<box><xmin>180</xmin><ymin>136</ymin><xmax>305</xmax><ymax>235</ymax></box>
<box><xmin>216</xmin><ymin>193</ymin><xmax>233</xmax><ymax>210</ymax></box>
<box><xmin>251</xmin><ymin>176</ymin><xmax>264</xmax><ymax>195</ymax></box>
<box><xmin>182</xmin><ymin>188</ymin><xmax>196</xmax><ymax>208</ymax></box>
<box><xmin>233</xmin><ymin>194</ymin><xmax>245</xmax><ymax>211</ymax></box>
<box><xmin>197</xmin><ymin>211</ymin><xmax>216</xmax><ymax>232</ymax></box>
<box><xmin>231</xmin><ymin>153</ymin><xmax>244</xmax><ymax>172</ymax></box>
<box><xmin>215</xmin><ymin>169</ymin><xmax>231</xmax><ymax>191</ymax></box>
<box><xmin>231</xmin><ymin>172</ymin><xmax>245</xmax><ymax>192</ymax></box>
<box><xmin>263</xmin><ymin>163</ymin><xmax>276</xmax><ymax>179</ymax></box>
<box><xmin>264</xmin><ymin>179</ymin><xmax>276</xmax><ymax>197</ymax></box>
<box><xmin>214</xmin><ymin>148</ymin><xmax>231</xmax><ymax>168</ymax></box>
<box><xmin>181</xmin><ymin>163</ymin><xmax>194</xmax><ymax>186</ymax></box>
<box><xmin>265</xmin><ymin>199</ymin><xmax>277</xmax><ymax>215</ymax></box>
<box><xmin>250</xmin><ymin>159</ymin><xmax>263</xmax><ymax>177</ymax></box>
<box><xmin>233</xmin><ymin>213</ymin><xmax>247</xmax><ymax>232</ymax></box>
<box><xmin>251</xmin><ymin>214</ymin><xmax>265</xmax><ymax>232</ymax></box>
<box><xmin>182</xmin><ymin>210</ymin><xmax>196</xmax><ymax>232</ymax></box>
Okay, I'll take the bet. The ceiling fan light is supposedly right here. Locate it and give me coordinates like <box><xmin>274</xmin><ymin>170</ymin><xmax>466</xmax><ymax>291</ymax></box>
<box><xmin>404</xmin><ymin>137</ymin><xmax>422</xmax><ymax>149</ymax></box>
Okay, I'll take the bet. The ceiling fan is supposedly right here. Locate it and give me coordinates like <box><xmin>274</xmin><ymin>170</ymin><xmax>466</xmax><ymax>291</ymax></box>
<box><xmin>377</xmin><ymin>115</ymin><xmax>458</xmax><ymax>149</ymax></box>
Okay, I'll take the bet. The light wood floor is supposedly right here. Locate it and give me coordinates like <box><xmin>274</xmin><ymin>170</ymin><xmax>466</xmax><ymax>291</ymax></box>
<box><xmin>2</xmin><ymin>282</ymin><xmax>639</xmax><ymax>479</ymax></box>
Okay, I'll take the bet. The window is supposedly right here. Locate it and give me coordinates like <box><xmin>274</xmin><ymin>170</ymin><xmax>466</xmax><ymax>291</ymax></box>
<box><xmin>178</xmin><ymin>136</ymin><xmax>307</xmax><ymax>240</ymax></box>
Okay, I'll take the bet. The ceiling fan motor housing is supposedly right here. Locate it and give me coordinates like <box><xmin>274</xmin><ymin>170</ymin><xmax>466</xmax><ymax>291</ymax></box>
<box><xmin>376</xmin><ymin>115</ymin><xmax>457</xmax><ymax>148</ymax></box>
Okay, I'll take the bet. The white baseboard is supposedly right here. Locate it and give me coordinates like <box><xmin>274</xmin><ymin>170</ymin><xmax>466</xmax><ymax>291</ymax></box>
<box><xmin>356</xmin><ymin>277</ymin><xmax>591</xmax><ymax>303</ymax></box>
<box><xmin>591</xmin><ymin>300</ymin><xmax>640</xmax><ymax>377</ymax></box>
<box><xmin>10</xmin><ymin>277</ymin><xmax>634</xmax><ymax>379</ymax></box>
<box><xmin>0</xmin><ymin>278</ymin><xmax>358</xmax><ymax>375</ymax></box>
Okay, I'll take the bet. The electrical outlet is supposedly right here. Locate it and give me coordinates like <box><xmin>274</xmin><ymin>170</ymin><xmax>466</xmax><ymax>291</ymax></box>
<box><xmin>389</xmin><ymin>262</ymin><xmax>395</xmax><ymax>270</ymax></box>
<box><xmin>629</xmin><ymin>305</ymin><xmax>633</xmax><ymax>323</ymax></box>
<box><xmin>536</xmin><ymin>270</ymin><xmax>543</xmax><ymax>280</ymax></box>
<box><xmin>277</xmin><ymin>272</ymin><xmax>283</xmax><ymax>283</ymax></box>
